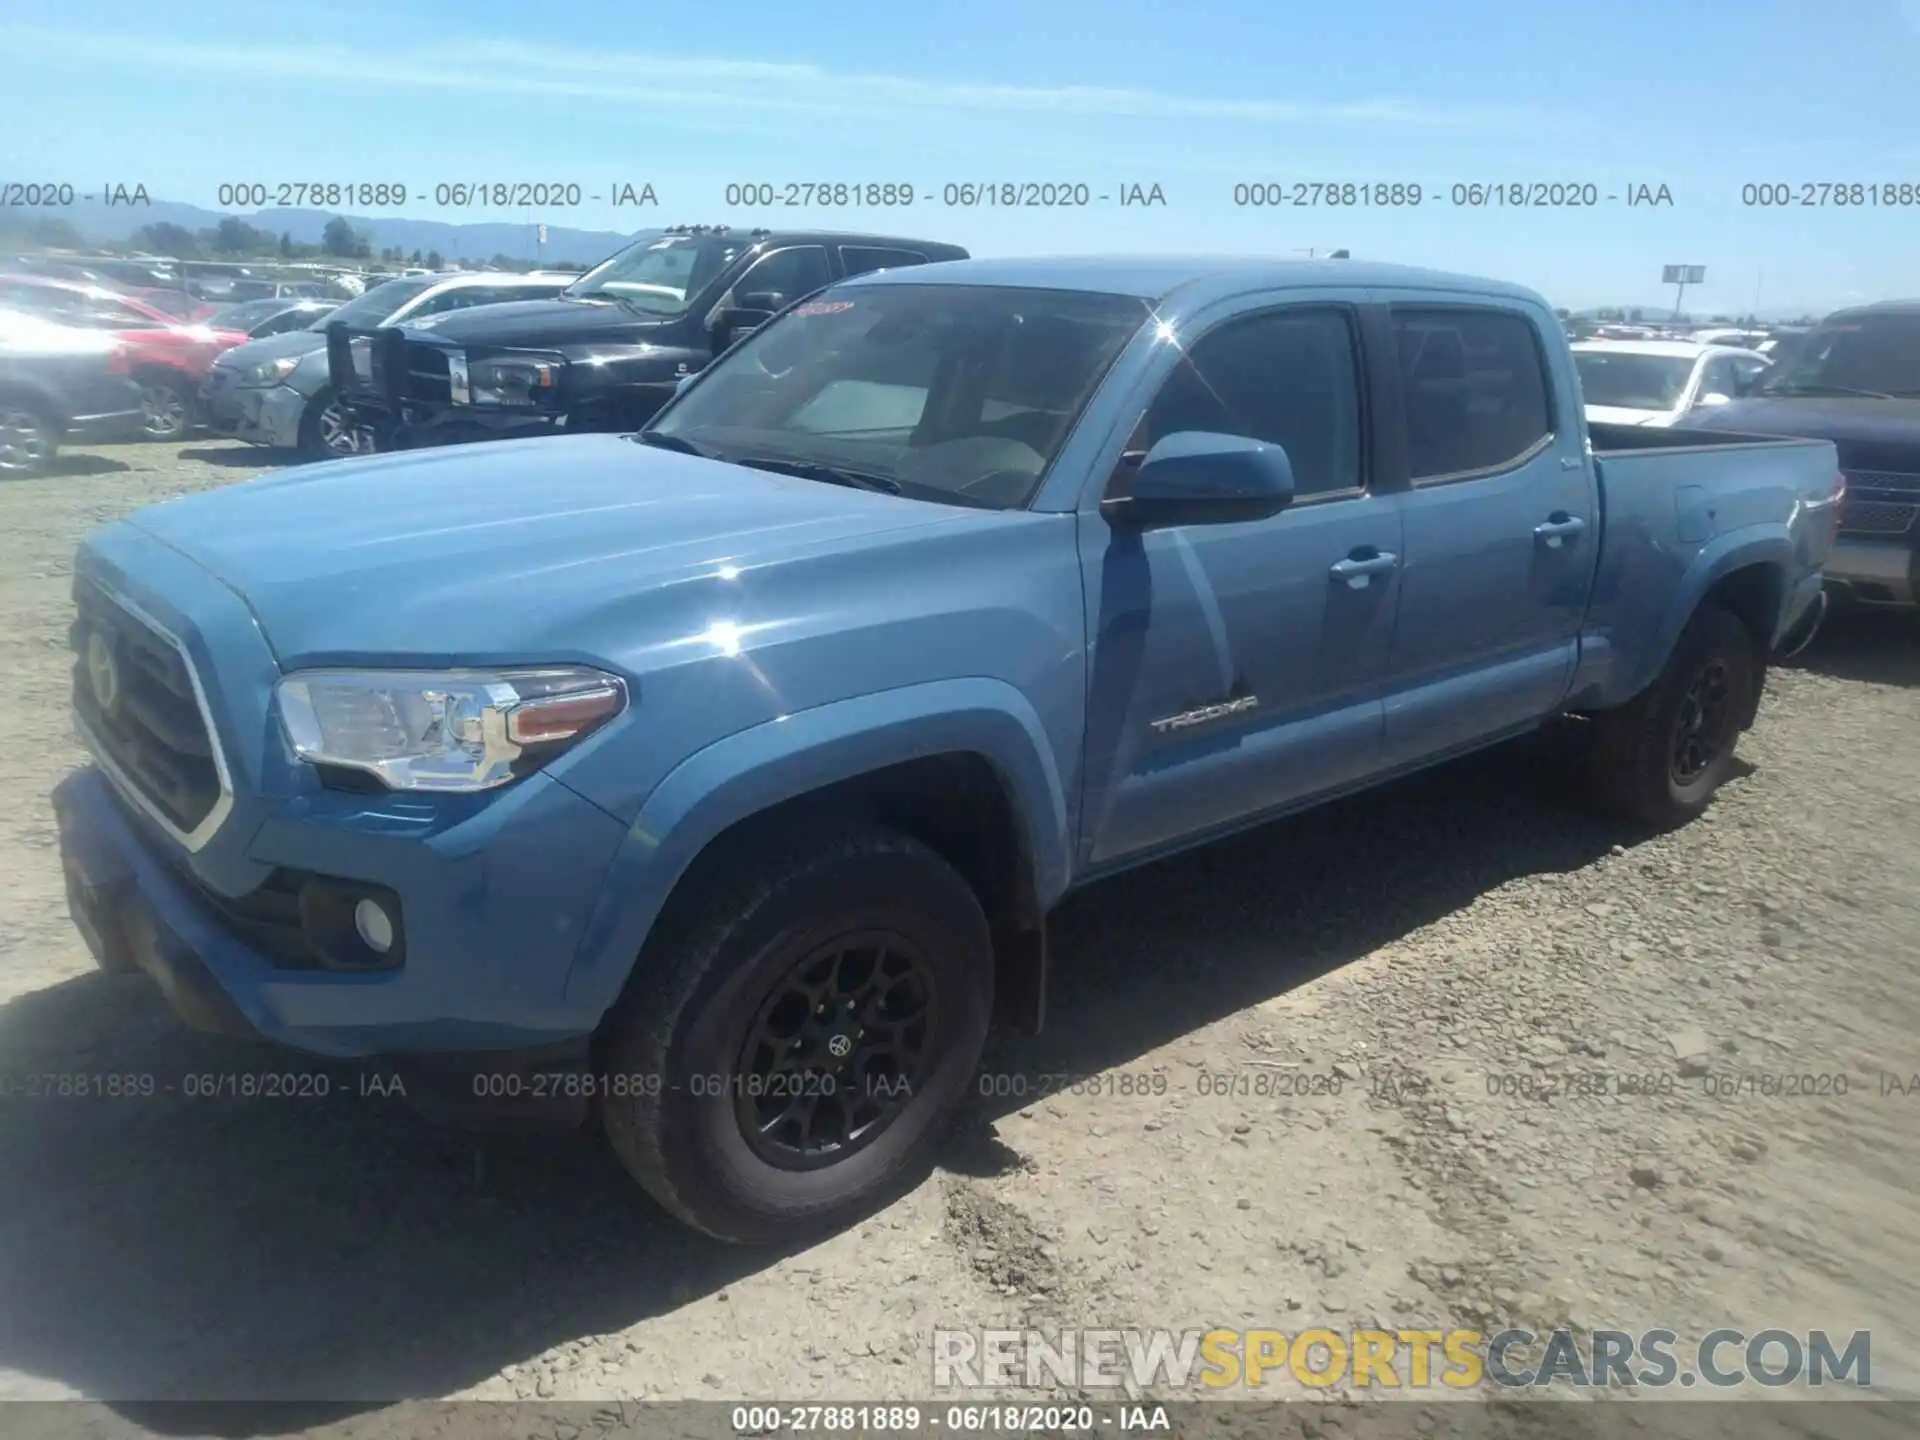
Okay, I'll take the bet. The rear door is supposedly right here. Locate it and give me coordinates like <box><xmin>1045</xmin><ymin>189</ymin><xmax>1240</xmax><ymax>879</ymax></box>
<box><xmin>1374</xmin><ymin>295</ymin><xmax>1598</xmax><ymax>766</ymax></box>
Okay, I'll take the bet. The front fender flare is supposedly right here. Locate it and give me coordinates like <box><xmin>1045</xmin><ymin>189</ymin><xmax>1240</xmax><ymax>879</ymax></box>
<box><xmin>559</xmin><ymin>677</ymin><xmax>1072</xmax><ymax>1024</ymax></box>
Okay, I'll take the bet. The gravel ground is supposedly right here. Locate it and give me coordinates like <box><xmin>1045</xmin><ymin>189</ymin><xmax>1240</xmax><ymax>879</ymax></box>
<box><xmin>1</xmin><ymin>439</ymin><xmax>1917</xmax><ymax>1431</ymax></box>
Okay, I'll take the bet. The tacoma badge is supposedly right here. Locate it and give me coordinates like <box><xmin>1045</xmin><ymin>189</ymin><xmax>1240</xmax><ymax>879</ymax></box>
<box><xmin>1149</xmin><ymin>695</ymin><xmax>1259</xmax><ymax>734</ymax></box>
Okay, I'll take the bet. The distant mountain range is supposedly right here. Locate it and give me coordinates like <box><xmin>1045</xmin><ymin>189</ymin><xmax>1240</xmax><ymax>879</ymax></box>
<box><xmin>51</xmin><ymin>197</ymin><xmax>646</xmax><ymax>264</ymax></box>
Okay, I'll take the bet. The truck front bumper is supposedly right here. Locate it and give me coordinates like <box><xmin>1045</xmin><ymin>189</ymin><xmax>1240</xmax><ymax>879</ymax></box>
<box><xmin>362</xmin><ymin>403</ymin><xmax>568</xmax><ymax>450</ymax></box>
<box><xmin>1825</xmin><ymin>536</ymin><xmax>1918</xmax><ymax>611</ymax></box>
<box><xmin>52</xmin><ymin>764</ymin><xmax>630</xmax><ymax>1130</ymax></box>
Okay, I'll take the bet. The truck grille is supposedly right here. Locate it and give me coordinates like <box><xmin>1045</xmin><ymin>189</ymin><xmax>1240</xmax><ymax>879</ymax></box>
<box><xmin>1839</xmin><ymin>500</ymin><xmax>1916</xmax><ymax>536</ymax></box>
<box><xmin>70</xmin><ymin>582</ymin><xmax>228</xmax><ymax>843</ymax></box>
<box><xmin>401</xmin><ymin>342</ymin><xmax>452</xmax><ymax>405</ymax></box>
<box><xmin>1839</xmin><ymin>470</ymin><xmax>1919</xmax><ymax>537</ymax></box>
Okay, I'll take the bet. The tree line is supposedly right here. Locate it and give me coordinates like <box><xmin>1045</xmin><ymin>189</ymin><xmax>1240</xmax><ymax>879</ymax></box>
<box><xmin>0</xmin><ymin>212</ymin><xmax>587</xmax><ymax>273</ymax></box>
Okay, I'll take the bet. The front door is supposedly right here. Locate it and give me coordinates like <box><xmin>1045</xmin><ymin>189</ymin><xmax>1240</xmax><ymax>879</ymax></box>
<box><xmin>1077</xmin><ymin>299</ymin><xmax>1403</xmax><ymax>870</ymax></box>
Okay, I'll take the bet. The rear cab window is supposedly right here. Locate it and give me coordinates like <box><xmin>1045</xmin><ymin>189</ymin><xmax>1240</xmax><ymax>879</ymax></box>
<box><xmin>1392</xmin><ymin>307</ymin><xmax>1555</xmax><ymax>479</ymax></box>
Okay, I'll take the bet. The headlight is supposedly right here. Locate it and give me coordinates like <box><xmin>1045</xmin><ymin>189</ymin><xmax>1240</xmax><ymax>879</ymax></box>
<box><xmin>275</xmin><ymin>666</ymin><xmax>627</xmax><ymax>792</ymax></box>
<box><xmin>236</xmin><ymin>354</ymin><xmax>303</xmax><ymax>388</ymax></box>
<box><xmin>463</xmin><ymin>354</ymin><xmax>562</xmax><ymax>407</ymax></box>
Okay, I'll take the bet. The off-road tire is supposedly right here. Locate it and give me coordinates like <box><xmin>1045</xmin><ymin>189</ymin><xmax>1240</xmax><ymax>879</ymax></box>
<box><xmin>1588</xmin><ymin>602</ymin><xmax>1758</xmax><ymax>829</ymax></box>
<box><xmin>600</xmin><ymin>818</ymin><xmax>993</xmax><ymax>1245</ymax></box>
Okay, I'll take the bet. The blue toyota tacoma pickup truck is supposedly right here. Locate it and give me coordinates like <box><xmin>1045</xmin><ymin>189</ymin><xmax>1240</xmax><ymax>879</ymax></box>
<box><xmin>53</xmin><ymin>257</ymin><xmax>1840</xmax><ymax>1244</ymax></box>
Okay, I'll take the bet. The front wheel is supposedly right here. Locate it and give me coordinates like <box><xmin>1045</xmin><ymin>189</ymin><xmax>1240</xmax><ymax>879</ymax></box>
<box><xmin>1588</xmin><ymin>602</ymin><xmax>1758</xmax><ymax>828</ymax></box>
<box><xmin>138</xmin><ymin>378</ymin><xmax>192</xmax><ymax>441</ymax></box>
<box><xmin>601</xmin><ymin>820</ymin><xmax>993</xmax><ymax>1244</ymax></box>
<box><xmin>0</xmin><ymin>403</ymin><xmax>60</xmax><ymax>477</ymax></box>
<box><xmin>297</xmin><ymin>387</ymin><xmax>361</xmax><ymax>459</ymax></box>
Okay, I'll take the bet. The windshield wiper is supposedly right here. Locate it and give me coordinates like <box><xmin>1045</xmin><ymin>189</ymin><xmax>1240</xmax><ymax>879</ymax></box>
<box><xmin>630</xmin><ymin>430</ymin><xmax>714</xmax><ymax>459</ymax></box>
<box><xmin>731</xmin><ymin>454</ymin><xmax>903</xmax><ymax>494</ymax></box>
<box><xmin>1761</xmin><ymin>383</ymin><xmax>1896</xmax><ymax>399</ymax></box>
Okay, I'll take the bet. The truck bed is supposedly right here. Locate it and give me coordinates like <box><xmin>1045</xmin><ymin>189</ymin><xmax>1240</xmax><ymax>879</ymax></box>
<box><xmin>1587</xmin><ymin>420</ymin><xmax>1832</xmax><ymax>456</ymax></box>
<box><xmin>1570</xmin><ymin>421</ymin><xmax>1840</xmax><ymax>709</ymax></box>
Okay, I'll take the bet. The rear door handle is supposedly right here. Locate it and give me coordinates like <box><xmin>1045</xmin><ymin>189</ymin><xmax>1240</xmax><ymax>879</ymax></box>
<box><xmin>1534</xmin><ymin>514</ymin><xmax>1587</xmax><ymax>548</ymax></box>
<box><xmin>1329</xmin><ymin>550</ymin><xmax>1399</xmax><ymax>588</ymax></box>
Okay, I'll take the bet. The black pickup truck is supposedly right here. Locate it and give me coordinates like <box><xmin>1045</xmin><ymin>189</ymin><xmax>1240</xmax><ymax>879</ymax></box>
<box><xmin>1692</xmin><ymin>299</ymin><xmax>1920</xmax><ymax>613</ymax></box>
<box><xmin>327</xmin><ymin>225</ymin><xmax>968</xmax><ymax>451</ymax></box>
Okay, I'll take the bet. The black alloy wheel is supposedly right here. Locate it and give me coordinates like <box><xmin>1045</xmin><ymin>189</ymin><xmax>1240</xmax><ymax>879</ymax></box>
<box><xmin>734</xmin><ymin>931</ymin><xmax>937</xmax><ymax>1170</ymax></box>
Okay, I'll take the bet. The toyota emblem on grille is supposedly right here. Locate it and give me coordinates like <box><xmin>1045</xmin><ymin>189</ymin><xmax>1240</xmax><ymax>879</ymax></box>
<box><xmin>85</xmin><ymin>631</ymin><xmax>121</xmax><ymax>715</ymax></box>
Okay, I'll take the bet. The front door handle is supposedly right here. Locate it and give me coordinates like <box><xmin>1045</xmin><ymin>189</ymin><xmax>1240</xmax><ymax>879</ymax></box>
<box><xmin>1329</xmin><ymin>549</ymin><xmax>1399</xmax><ymax>588</ymax></box>
<box><xmin>1534</xmin><ymin>514</ymin><xmax>1587</xmax><ymax>548</ymax></box>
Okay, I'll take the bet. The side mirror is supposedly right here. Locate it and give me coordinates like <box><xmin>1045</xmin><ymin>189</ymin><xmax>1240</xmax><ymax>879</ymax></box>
<box><xmin>1102</xmin><ymin>431</ymin><xmax>1296</xmax><ymax>529</ymax></box>
<box><xmin>709</xmin><ymin>304</ymin><xmax>774</xmax><ymax>353</ymax></box>
<box><xmin>1696</xmin><ymin>392</ymin><xmax>1732</xmax><ymax>407</ymax></box>
<box><xmin>674</xmin><ymin>371</ymin><xmax>699</xmax><ymax>395</ymax></box>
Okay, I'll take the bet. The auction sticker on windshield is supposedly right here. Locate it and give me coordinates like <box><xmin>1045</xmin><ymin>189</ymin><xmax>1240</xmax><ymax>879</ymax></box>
<box><xmin>794</xmin><ymin>299</ymin><xmax>857</xmax><ymax>316</ymax></box>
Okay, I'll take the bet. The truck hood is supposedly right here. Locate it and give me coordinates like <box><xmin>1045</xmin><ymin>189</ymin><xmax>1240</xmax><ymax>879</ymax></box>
<box><xmin>399</xmin><ymin>296</ymin><xmax>669</xmax><ymax>348</ymax></box>
<box><xmin>122</xmin><ymin>434</ymin><xmax>974</xmax><ymax>664</ymax></box>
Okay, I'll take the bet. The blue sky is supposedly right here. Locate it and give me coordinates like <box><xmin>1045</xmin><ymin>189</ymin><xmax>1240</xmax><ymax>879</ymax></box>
<box><xmin>4</xmin><ymin>0</ymin><xmax>1918</xmax><ymax>313</ymax></box>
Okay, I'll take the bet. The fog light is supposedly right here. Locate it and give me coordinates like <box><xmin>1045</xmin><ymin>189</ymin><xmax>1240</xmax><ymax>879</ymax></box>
<box><xmin>353</xmin><ymin>897</ymin><xmax>395</xmax><ymax>954</ymax></box>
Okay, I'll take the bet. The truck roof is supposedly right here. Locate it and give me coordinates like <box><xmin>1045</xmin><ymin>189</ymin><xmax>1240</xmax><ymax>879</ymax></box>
<box><xmin>1825</xmin><ymin>299</ymin><xmax>1920</xmax><ymax>319</ymax></box>
<box><xmin>842</xmin><ymin>255</ymin><xmax>1549</xmax><ymax>309</ymax></box>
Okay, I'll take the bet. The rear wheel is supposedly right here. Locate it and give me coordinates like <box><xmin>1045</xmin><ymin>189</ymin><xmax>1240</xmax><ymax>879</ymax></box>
<box><xmin>1588</xmin><ymin>602</ymin><xmax>1758</xmax><ymax>828</ymax></box>
<box><xmin>601</xmin><ymin>819</ymin><xmax>993</xmax><ymax>1244</ymax></box>
<box><xmin>0</xmin><ymin>403</ymin><xmax>60</xmax><ymax>477</ymax></box>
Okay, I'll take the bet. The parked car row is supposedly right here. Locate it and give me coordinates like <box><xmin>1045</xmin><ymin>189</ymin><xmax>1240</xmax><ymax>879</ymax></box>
<box><xmin>204</xmin><ymin>270</ymin><xmax>578</xmax><ymax>456</ymax></box>
<box><xmin>0</xmin><ymin>309</ymin><xmax>146</xmax><ymax>475</ymax></box>
<box><xmin>0</xmin><ymin>274</ymin><xmax>253</xmax><ymax>449</ymax></box>
<box><xmin>6</xmin><ymin>227</ymin><xmax>1916</xmax><ymax>629</ymax></box>
<box><xmin>324</xmin><ymin>225</ymin><xmax>969</xmax><ymax>451</ymax></box>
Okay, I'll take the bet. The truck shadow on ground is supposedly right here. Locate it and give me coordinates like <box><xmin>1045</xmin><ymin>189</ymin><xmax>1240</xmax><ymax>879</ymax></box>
<box><xmin>1782</xmin><ymin>610</ymin><xmax>1920</xmax><ymax>689</ymax></box>
<box><xmin>174</xmin><ymin>445</ymin><xmax>307</xmax><ymax>471</ymax></box>
<box><xmin>31</xmin><ymin>454</ymin><xmax>132</xmax><ymax>479</ymax></box>
<box><xmin>0</xmin><ymin>739</ymin><xmax>1633</xmax><ymax>1421</ymax></box>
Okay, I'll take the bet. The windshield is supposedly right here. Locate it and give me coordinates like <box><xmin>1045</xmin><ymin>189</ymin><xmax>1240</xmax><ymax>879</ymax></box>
<box><xmin>1573</xmin><ymin>351</ymin><xmax>1698</xmax><ymax>411</ymax></box>
<box><xmin>648</xmin><ymin>282</ymin><xmax>1152</xmax><ymax>510</ymax></box>
<box><xmin>1753</xmin><ymin>315</ymin><xmax>1920</xmax><ymax>397</ymax></box>
<box><xmin>309</xmin><ymin>276</ymin><xmax>437</xmax><ymax>330</ymax></box>
<box><xmin>564</xmin><ymin>233</ymin><xmax>750</xmax><ymax>314</ymax></box>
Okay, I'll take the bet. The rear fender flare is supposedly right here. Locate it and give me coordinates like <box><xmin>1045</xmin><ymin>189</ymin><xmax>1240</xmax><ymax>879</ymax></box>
<box><xmin>1623</xmin><ymin>527</ymin><xmax>1790</xmax><ymax>700</ymax></box>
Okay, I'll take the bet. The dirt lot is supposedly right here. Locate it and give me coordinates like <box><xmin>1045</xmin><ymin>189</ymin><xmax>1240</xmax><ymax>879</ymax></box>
<box><xmin>1</xmin><ymin>440</ymin><xmax>1918</xmax><ymax>1426</ymax></box>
